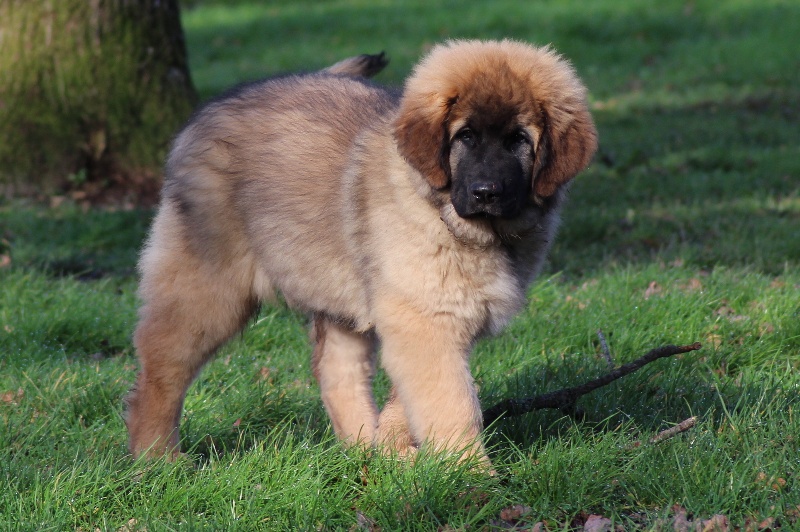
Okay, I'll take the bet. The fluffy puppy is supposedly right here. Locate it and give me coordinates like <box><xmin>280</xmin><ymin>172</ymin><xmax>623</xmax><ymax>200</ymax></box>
<box><xmin>125</xmin><ymin>40</ymin><xmax>597</xmax><ymax>466</ymax></box>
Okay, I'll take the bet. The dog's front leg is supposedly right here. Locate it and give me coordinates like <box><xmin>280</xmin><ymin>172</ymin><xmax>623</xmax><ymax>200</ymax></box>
<box><xmin>374</xmin><ymin>294</ymin><xmax>489</xmax><ymax>467</ymax></box>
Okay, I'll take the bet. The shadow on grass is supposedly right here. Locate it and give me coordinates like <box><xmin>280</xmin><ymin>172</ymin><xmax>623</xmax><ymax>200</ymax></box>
<box><xmin>181</xmin><ymin>1</ymin><xmax>800</xmax><ymax>98</ymax></box>
<box><xmin>550</xmin><ymin>92</ymin><xmax>799</xmax><ymax>277</ymax></box>
<box><xmin>180</xmin><ymin>391</ymin><xmax>331</xmax><ymax>463</ymax></box>
<box><xmin>0</xmin><ymin>204</ymin><xmax>152</xmax><ymax>278</ymax></box>
<box><xmin>482</xmin><ymin>348</ymin><xmax>799</xmax><ymax>450</ymax></box>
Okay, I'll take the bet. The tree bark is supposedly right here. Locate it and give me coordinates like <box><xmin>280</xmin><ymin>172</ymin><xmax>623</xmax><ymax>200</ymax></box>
<box><xmin>0</xmin><ymin>0</ymin><xmax>197</xmax><ymax>205</ymax></box>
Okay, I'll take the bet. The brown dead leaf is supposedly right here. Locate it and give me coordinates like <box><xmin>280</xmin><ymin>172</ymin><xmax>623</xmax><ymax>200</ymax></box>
<box><xmin>758</xmin><ymin>323</ymin><xmax>775</xmax><ymax>336</ymax></box>
<box><xmin>499</xmin><ymin>504</ymin><xmax>532</xmax><ymax>521</ymax></box>
<box><xmin>714</xmin><ymin>304</ymin><xmax>734</xmax><ymax>316</ymax></box>
<box><xmin>259</xmin><ymin>367</ymin><xmax>272</xmax><ymax>381</ymax></box>
<box><xmin>704</xmin><ymin>333</ymin><xmax>723</xmax><ymax>349</ymax></box>
<box><xmin>769</xmin><ymin>278</ymin><xmax>785</xmax><ymax>289</ymax></box>
<box><xmin>714</xmin><ymin>305</ymin><xmax>749</xmax><ymax>324</ymax></box>
<box><xmin>565</xmin><ymin>295</ymin><xmax>587</xmax><ymax>310</ymax></box>
<box><xmin>1</xmin><ymin>388</ymin><xmax>23</xmax><ymax>405</ymax></box>
<box><xmin>672</xmin><ymin>505</ymin><xmax>691</xmax><ymax>532</ymax></box>
<box><xmin>351</xmin><ymin>511</ymin><xmax>379</xmax><ymax>532</ymax></box>
<box><xmin>584</xmin><ymin>514</ymin><xmax>613</xmax><ymax>532</ymax></box>
<box><xmin>0</xmin><ymin>254</ymin><xmax>10</xmax><ymax>268</ymax></box>
<box><xmin>678</xmin><ymin>278</ymin><xmax>703</xmax><ymax>292</ymax></box>
<box><xmin>756</xmin><ymin>472</ymin><xmax>787</xmax><ymax>491</ymax></box>
<box><xmin>570</xmin><ymin>512</ymin><xmax>590</xmax><ymax>529</ymax></box>
<box><xmin>116</xmin><ymin>518</ymin><xmax>145</xmax><ymax>532</ymax></box>
<box><xmin>289</xmin><ymin>378</ymin><xmax>311</xmax><ymax>390</ymax></box>
<box><xmin>742</xmin><ymin>517</ymin><xmax>759</xmax><ymax>532</ymax></box>
<box><xmin>644</xmin><ymin>281</ymin><xmax>663</xmax><ymax>299</ymax></box>
<box><xmin>699</xmin><ymin>514</ymin><xmax>729</xmax><ymax>531</ymax></box>
<box><xmin>50</xmin><ymin>195</ymin><xmax>66</xmax><ymax>208</ymax></box>
<box><xmin>752</xmin><ymin>516</ymin><xmax>774</xmax><ymax>531</ymax></box>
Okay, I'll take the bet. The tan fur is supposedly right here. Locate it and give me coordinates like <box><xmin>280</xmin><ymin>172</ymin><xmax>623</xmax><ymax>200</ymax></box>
<box><xmin>125</xmin><ymin>40</ymin><xmax>597</xmax><ymax>464</ymax></box>
<box><xmin>311</xmin><ymin>314</ymin><xmax>378</xmax><ymax>445</ymax></box>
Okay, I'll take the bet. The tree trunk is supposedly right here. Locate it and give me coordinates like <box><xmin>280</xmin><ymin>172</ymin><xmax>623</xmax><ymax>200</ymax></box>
<box><xmin>0</xmin><ymin>0</ymin><xmax>197</xmax><ymax>205</ymax></box>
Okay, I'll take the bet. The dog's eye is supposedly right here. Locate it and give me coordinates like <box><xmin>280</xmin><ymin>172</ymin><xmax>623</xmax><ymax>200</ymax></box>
<box><xmin>506</xmin><ymin>130</ymin><xmax>529</xmax><ymax>149</ymax></box>
<box><xmin>454</xmin><ymin>128</ymin><xmax>477</xmax><ymax>147</ymax></box>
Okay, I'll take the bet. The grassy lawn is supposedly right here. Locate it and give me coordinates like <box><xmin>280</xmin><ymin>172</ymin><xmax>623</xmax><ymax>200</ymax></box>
<box><xmin>2</xmin><ymin>0</ymin><xmax>799</xmax><ymax>529</ymax></box>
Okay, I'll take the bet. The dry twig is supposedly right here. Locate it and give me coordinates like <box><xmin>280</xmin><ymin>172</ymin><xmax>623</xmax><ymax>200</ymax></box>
<box><xmin>629</xmin><ymin>416</ymin><xmax>699</xmax><ymax>448</ymax></box>
<box><xmin>649</xmin><ymin>416</ymin><xmax>697</xmax><ymax>444</ymax></box>
<box><xmin>597</xmin><ymin>329</ymin><xmax>614</xmax><ymax>369</ymax></box>
<box><xmin>483</xmin><ymin>342</ymin><xmax>702</xmax><ymax>426</ymax></box>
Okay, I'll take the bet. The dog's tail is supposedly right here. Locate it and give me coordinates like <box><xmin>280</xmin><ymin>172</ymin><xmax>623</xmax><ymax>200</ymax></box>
<box><xmin>324</xmin><ymin>52</ymin><xmax>388</xmax><ymax>78</ymax></box>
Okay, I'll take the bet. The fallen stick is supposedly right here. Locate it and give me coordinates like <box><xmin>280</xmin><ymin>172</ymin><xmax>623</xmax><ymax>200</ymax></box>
<box><xmin>649</xmin><ymin>416</ymin><xmax>697</xmax><ymax>444</ymax></box>
<box><xmin>482</xmin><ymin>342</ymin><xmax>702</xmax><ymax>426</ymax></box>
<box><xmin>628</xmin><ymin>416</ymin><xmax>699</xmax><ymax>449</ymax></box>
<box><xmin>596</xmin><ymin>329</ymin><xmax>614</xmax><ymax>369</ymax></box>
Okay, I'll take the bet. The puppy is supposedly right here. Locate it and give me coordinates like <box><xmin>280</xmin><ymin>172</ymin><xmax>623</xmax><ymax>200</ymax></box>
<box><xmin>125</xmin><ymin>40</ymin><xmax>597</xmax><ymax>466</ymax></box>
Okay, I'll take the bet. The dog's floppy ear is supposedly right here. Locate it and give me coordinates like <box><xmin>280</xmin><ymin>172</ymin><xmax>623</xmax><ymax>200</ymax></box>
<box><xmin>533</xmin><ymin>104</ymin><xmax>598</xmax><ymax>198</ymax></box>
<box><xmin>393</xmin><ymin>91</ymin><xmax>455</xmax><ymax>190</ymax></box>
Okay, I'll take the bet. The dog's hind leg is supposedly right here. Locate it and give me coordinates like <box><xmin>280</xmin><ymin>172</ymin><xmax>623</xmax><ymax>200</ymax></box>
<box><xmin>124</xmin><ymin>204</ymin><xmax>258</xmax><ymax>459</ymax></box>
<box><xmin>311</xmin><ymin>314</ymin><xmax>379</xmax><ymax>446</ymax></box>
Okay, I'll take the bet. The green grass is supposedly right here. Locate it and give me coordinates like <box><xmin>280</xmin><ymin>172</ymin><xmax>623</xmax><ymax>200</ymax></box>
<box><xmin>2</xmin><ymin>0</ymin><xmax>800</xmax><ymax>529</ymax></box>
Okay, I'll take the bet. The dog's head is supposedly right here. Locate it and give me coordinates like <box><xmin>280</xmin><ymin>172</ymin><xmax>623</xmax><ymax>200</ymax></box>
<box><xmin>394</xmin><ymin>40</ymin><xmax>597</xmax><ymax>221</ymax></box>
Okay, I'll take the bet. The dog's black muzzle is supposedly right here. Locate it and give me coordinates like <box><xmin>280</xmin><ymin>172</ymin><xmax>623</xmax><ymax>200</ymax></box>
<box><xmin>452</xmin><ymin>166</ymin><xmax>529</xmax><ymax>219</ymax></box>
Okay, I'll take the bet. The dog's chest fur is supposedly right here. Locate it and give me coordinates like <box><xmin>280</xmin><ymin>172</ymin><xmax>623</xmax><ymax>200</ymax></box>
<box><xmin>342</xmin><ymin>134</ymin><xmax>531</xmax><ymax>337</ymax></box>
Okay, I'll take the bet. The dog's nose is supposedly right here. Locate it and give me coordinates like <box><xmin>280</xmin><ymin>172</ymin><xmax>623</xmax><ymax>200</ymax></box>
<box><xmin>469</xmin><ymin>181</ymin><xmax>502</xmax><ymax>205</ymax></box>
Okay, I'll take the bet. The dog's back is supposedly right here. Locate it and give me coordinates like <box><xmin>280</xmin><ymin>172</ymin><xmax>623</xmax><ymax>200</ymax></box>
<box><xmin>156</xmin><ymin>72</ymin><xmax>397</xmax><ymax>315</ymax></box>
